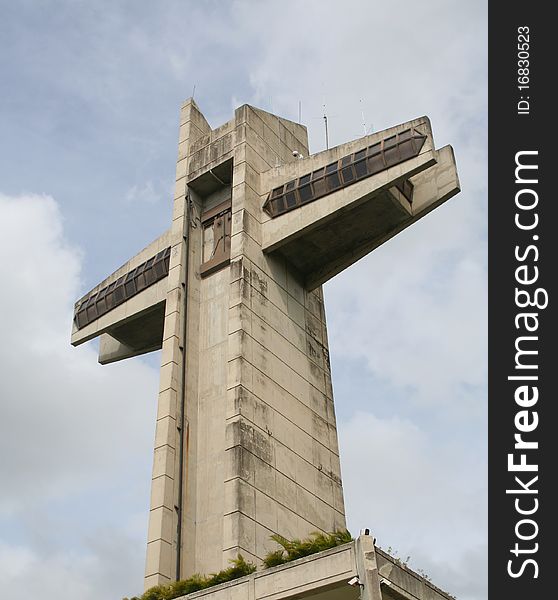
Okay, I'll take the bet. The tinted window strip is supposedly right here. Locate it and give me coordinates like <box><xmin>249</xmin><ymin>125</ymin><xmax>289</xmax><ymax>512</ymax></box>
<box><xmin>74</xmin><ymin>246</ymin><xmax>171</xmax><ymax>330</ymax></box>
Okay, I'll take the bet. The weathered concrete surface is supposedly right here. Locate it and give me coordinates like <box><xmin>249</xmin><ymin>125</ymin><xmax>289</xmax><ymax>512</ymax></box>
<box><xmin>70</xmin><ymin>100</ymin><xmax>459</xmax><ymax>592</ymax></box>
<box><xmin>181</xmin><ymin>103</ymin><xmax>346</xmax><ymax>582</ymax></box>
<box><xmin>70</xmin><ymin>228</ymin><xmax>173</xmax><ymax>347</ymax></box>
<box><xmin>260</xmin><ymin>117</ymin><xmax>459</xmax><ymax>290</ymax></box>
<box><xmin>376</xmin><ymin>547</ymin><xmax>454</xmax><ymax>600</ymax></box>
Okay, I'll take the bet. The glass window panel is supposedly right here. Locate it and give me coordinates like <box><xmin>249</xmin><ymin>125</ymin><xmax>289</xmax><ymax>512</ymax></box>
<box><xmin>341</xmin><ymin>166</ymin><xmax>355</xmax><ymax>184</ymax></box>
<box><xmin>105</xmin><ymin>292</ymin><xmax>114</xmax><ymax>310</ymax></box>
<box><xmin>354</xmin><ymin>149</ymin><xmax>366</xmax><ymax>162</ymax></box>
<box><xmin>299</xmin><ymin>174</ymin><xmax>311</xmax><ymax>186</ymax></box>
<box><xmin>368</xmin><ymin>143</ymin><xmax>381</xmax><ymax>156</ymax></box>
<box><xmin>124</xmin><ymin>279</ymin><xmax>136</xmax><ymax>297</ymax></box>
<box><xmin>398</xmin><ymin>139</ymin><xmax>415</xmax><ymax>161</ymax></box>
<box><xmin>384</xmin><ymin>135</ymin><xmax>397</xmax><ymax>149</ymax></box>
<box><xmin>134</xmin><ymin>271</ymin><xmax>146</xmax><ymax>291</ymax></box>
<box><xmin>212</xmin><ymin>216</ymin><xmax>225</xmax><ymax>256</ymax></box>
<box><xmin>299</xmin><ymin>184</ymin><xmax>313</xmax><ymax>203</ymax></box>
<box><xmin>86</xmin><ymin>303</ymin><xmax>98</xmax><ymax>320</ymax></box>
<box><xmin>76</xmin><ymin>310</ymin><xmax>88</xmax><ymax>328</ymax></box>
<box><xmin>274</xmin><ymin>196</ymin><xmax>285</xmax><ymax>214</ymax></box>
<box><xmin>96</xmin><ymin>295</ymin><xmax>108</xmax><ymax>314</ymax></box>
<box><xmin>143</xmin><ymin>266</ymin><xmax>156</xmax><ymax>286</ymax></box>
<box><xmin>312</xmin><ymin>178</ymin><xmax>327</xmax><ymax>197</ymax></box>
<box><xmin>85</xmin><ymin>294</ymin><xmax>96</xmax><ymax>307</ymax></box>
<box><xmin>341</xmin><ymin>156</ymin><xmax>352</xmax><ymax>167</ymax></box>
<box><xmin>398</xmin><ymin>129</ymin><xmax>412</xmax><ymax>141</ymax></box>
<box><xmin>153</xmin><ymin>259</ymin><xmax>166</xmax><ymax>278</ymax></box>
<box><xmin>411</xmin><ymin>134</ymin><xmax>426</xmax><ymax>154</ymax></box>
<box><xmin>113</xmin><ymin>284</ymin><xmax>125</xmax><ymax>304</ymax></box>
<box><xmin>125</xmin><ymin>270</ymin><xmax>135</xmax><ymax>282</ymax></box>
<box><xmin>203</xmin><ymin>223</ymin><xmax>214</xmax><ymax>262</ymax></box>
<box><xmin>367</xmin><ymin>153</ymin><xmax>385</xmax><ymax>174</ymax></box>
<box><xmin>384</xmin><ymin>146</ymin><xmax>399</xmax><ymax>166</ymax></box>
<box><xmin>354</xmin><ymin>159</ymin><xmax>368</xmax><ymax>178</ymax></box>
<box><xmin>272</xmin><ymin>186</ymin><xmax>283</xmax><ymax>198</ymax></box>
<box><xmin>312</xmin><ymin>167</ymin><xmax>325</xmax><ymax>179</ymax></box>
<box><xmin>285</xmin><ymin>191</ymin><xmax>297</xmax><ymax>208</ymax></box>
<box><xmin>325</xmin><ymin>162</ymin><xmax>338</xmax><ymax>174</ymax></box>
<box><xmin>285</xmin><ymin>180</ymin><xmax>296</xmax><ymax>191</ymax></box>
<box><xmin>326</xmin><ymin>172</ymin><xmax>341</xmax><ymax>190</ymax></box>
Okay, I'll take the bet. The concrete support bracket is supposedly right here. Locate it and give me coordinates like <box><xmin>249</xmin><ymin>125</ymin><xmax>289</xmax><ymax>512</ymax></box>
<box><xmin>355</xmin><ymin>533</ymin><xmax>383</xmax><ymax>600</ymax></box>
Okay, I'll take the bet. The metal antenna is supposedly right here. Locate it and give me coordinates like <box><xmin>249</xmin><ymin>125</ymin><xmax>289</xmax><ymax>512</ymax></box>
<box><xmin>312</xmin><ymin>102</ymin><xmax>337</xmax><ymax>150</ymax></box>
<box><xmin>360</xmin><ymin>98</ymin><xmax>367</xmax><ymax>136</ymax></box>
<box><xmin>192</xmin><ymin>84</ymin><xmax>196</xmax><ymax>100</ymax></box>
<box><xmin>323</xmin><ymin>104</ymin><xmax>329</xmax><ymax>150</ymax></box>
<box><xmin>298</xmin><ymin>100</ymin><xmax>302</xmax><ymax>123</ymax></box>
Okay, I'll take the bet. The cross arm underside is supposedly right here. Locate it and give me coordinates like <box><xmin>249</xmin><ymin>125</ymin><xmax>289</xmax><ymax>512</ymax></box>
<box><xmin>71</xmin><ymin>229</ymin><xmax>175</xmax><ymax>364</ymax></box>
<box><xmin>259</xmin><ymin>116</ymin><xmax>460</xmax><ymax>289</ymax></box>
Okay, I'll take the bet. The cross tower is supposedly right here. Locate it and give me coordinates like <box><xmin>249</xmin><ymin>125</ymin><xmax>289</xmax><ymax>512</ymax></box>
<box><xmin>71</xmin><ymin>100</ymin><xmax>459</xmax><ymax>590</ymax></box>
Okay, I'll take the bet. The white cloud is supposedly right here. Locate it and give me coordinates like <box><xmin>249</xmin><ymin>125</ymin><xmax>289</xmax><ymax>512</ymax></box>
<box><xmin>0</xmin><ymin>193</ymin><xmax>158</xmax><ymax>599</ymax></box>
<box><xmin>339</xmin><ymin>411</ymin><xmax>487</xmax><ymax>600</ymax></box>
<box><xmin>325</xmin><ymin>199</ymin><xmax>487</xmax><ymax>417</ymax></box>
<box><xmin>0</xmin><ymin>535</ymin><xmax>145</xmax><ymax>600</ymax></box>
<box><xmin>225</xmin><ymin>0</ymin><xmax>488</xmax><ymax>423</ymax></box>
<box><xmin>125</xmin><ymin>180</ymin><xmax>166</xmax><ymax>205</ymax></box>
<box><xmin>0</xmin><ymin>1</ymin><xmax>486</xmax><ymax>598</ymax></box>
<box><xmin>230</xmin><ymin>0</ymin><xmax>487</xmax><ymax>149</ymax></box>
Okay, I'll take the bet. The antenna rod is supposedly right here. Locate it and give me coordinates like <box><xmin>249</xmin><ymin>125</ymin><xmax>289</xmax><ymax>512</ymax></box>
<box><xmin>323</xmin><ymin>103</ymin><xmax>329</xmax><ymax>150</ymax></box>
<box><xmin>360</xmin><ymin>98</ymin><xmax>367</xmax><ymax>135</ymax></box>
<box><xmin>298</xmin><ymin>100</ymin><xmax>301</xmax><ymax>123</ymax></box>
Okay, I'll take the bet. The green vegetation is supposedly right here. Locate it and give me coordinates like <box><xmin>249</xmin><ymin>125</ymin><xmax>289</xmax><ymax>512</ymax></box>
<box><xmin>123</xmin><ymin>555</ymin><xmax>256</xmax><ymax>600</ymax></box>
<box><xmin>124</xmin><ymin>530</ymin><xmax>352</xmax><ymax>599</ymax></box>
<box><xmin>262</xmin><ymin>529</ymin><xmax>353</xmax><ymax>568</ymax></box>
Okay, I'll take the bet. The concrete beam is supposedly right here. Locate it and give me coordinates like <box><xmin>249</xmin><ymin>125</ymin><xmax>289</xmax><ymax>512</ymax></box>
<box><xmin>262</xmin><ymin>149</ymin><xmax>437</xmax><ymax>255</ymax></box>
<box><xmin>304</xmin><ymin>146</ymin><xmax>460</xmax><ymax>290</ymax></box>
<box><xmin>71</xmin><ymin>230</ymin><xmax>173</xmax><ymax>346</ymax></box>
<box><xmin>260</xmin><ymin>144</ymin><xmax>460</xmax><ymax>290</ymax></box>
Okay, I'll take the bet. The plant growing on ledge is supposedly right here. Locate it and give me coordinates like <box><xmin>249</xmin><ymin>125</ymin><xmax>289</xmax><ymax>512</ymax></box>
<box><xmin>262</xmin><ymin>529</ymin><xmax>353</xmax><ymax>568</ymax></box>
<box><xmin>123</xmin><ymin>555</ymin><xmax>256</xmax><ymax>600</ymax></box>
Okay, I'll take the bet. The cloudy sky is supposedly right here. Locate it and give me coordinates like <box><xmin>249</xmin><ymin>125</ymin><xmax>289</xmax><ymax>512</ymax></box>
<box><xmin>0</xmin><ymin>1</ymin><xmax>487</xmax><ymax>599</ymax></box>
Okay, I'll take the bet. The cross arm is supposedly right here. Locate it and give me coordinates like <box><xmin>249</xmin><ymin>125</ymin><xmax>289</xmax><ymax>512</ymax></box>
<box><xmin>259</xmin><ymin>117</ymin><xmax>460</xmax><ymax>289</ymax></box>
<box><xmin>71</xmin><ymin>229</ymin><xmax>175</xmax><ymax>363</ymax></box>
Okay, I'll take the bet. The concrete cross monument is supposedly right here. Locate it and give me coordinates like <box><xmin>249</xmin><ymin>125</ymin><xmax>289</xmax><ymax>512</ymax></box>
<box><xmin>71</xmin><ymin>100</ymin><xmax>459</xmax><ymax>592</ymax></box>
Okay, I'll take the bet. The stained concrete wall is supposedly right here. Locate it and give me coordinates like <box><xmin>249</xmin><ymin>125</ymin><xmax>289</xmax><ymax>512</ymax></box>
<box><xmin>70</xmin><ymin>99</ymin><xmax>459</xmax><ymax>594</ymax></box>
<box><xmin>145</xmin><ymin>99</ymin><xmax>213</xmax><ymax>588</ymax></box>
<box><xmin>220</xmin><ymin>106</ymin><xmax>346</xmax><ymax>569</ymax></box>
<box><xmin>171</xmin><ymin>104</ymin><xmax>346</xmax><ymax>582</ymax></box>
